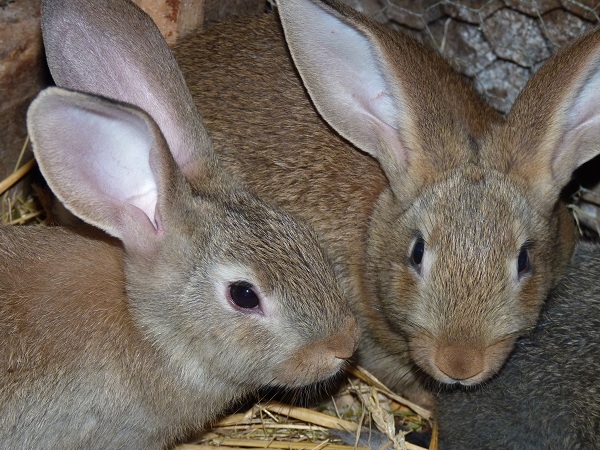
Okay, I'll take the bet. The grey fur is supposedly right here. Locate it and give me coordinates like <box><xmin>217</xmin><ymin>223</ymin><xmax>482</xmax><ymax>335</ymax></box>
<box><xmin>0</xmin><ymin>0</ymin><xmax>360</xmax><ymax>447</ymax></box>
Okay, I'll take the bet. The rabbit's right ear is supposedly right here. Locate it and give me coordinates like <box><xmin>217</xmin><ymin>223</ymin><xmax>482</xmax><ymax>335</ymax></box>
<box><xmin>27</xmin><ymin>87</ymin><xmax>177</xmax><ymax>254</ymax></box>
<box><xmin>41</xmin><ymin>0</ymin><xmax>211</xmax><ymax>180</ymax></box>
<box><xmin>277</xmin><ymin>0</ymin><xmax>480</xmax><ymax>202</ymax></box>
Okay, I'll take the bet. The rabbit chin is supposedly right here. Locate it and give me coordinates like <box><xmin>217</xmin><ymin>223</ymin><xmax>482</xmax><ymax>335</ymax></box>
<box><xmin>408</xmin><ymin>333</ymin><xmax>517</xmax><ymax>386</ymax></box>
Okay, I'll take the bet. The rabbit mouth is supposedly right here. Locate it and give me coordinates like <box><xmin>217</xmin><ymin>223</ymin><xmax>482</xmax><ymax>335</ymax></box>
<box><xmin>271</xmin><ymin>355</ymin><xmax>350</xmax><ymax>388</ymax></box>
<box><xmin>272</xmin><ymin>338</ymin><xmax>357</xmax><ymax>387</ymax></box>
<box><xmin>270</xmin><ymin>315</ymin><xmax>359</xmax><ymax>387</ymax></box>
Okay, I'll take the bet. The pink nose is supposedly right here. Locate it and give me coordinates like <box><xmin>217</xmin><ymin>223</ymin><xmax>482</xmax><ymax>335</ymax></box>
<box><xmin>435</xmin><ymin>344</ymin><xmax>485</xmax><ymax>381</ymax></box>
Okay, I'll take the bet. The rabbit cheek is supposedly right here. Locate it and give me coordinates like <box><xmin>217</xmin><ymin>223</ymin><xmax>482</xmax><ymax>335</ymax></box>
<box><xmin>509</xmin><ymin>239</ymin><xmax>555</xmax><ymax>330</ymax></box>
<box><xmin>514</xmin><ymin>267</ymin><xmax>550</xmax><ymax>330</ymax></box>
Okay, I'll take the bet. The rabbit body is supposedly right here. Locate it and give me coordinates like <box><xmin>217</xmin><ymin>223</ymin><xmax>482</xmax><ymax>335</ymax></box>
<box><xmin>1</xmin><ymin>227</ymin><xmax>188</xmax><ymax>449</ymax></box>
<box><xmin>0</xmin><ymin>106</ymin><xmax>357</xmax><ymax>448</ymax></box>
<box><xmin>436</xmin><ymin>242</ymin><xmax>600</xmax><ymax>449</ymax></box>
<box><xmin>176</xmin><ymin>0</ymin><xmax>600</xmax><ymax>405</ymax></box>
<box><xmin>0</xmin><ymin>210</ymin><xmax>356</xmax><ymax>448</ymax></box>
<box><xmin>0</xmin><ymin>0</ymin><xmax>359</xmax><ymax>447</ymax></box>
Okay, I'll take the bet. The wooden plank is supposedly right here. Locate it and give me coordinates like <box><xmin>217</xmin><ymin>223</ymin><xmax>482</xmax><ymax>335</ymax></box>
<box><xmin>133</xmin><ymin>0</ymin><xmax>204</xmax><ymax>45</ymax></box>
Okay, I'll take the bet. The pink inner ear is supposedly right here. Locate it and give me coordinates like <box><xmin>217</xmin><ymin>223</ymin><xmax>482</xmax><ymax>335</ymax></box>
<box><xmin>562</xmin><ymin>69</ymin><xmax>600</xmax><ymax>169</ymax></box>
<box><xmin>279</xmin><ymin>0</ymin><xmax>408</xmax><ymax>166</ymax></box>
<box><xmin>28</xmin><ymin>89</ymin><xmax>163</xmax><ymax>242</ymax></box>
<box><xmin>63</xmin><ymin>107</ymin><xmax>159</xmax><ymax>228</ymax></box>
<box><xmin>310</xmin><ymin>16</ymin><xmax>398</xmax><ymax>126</ymax></box>
<box><xmin>44</xmin><ymin>0</ymin><xmax>211</xmax><ymax>176</ymax></box>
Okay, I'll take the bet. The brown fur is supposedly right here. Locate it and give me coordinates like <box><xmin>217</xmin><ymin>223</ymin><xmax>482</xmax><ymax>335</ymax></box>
<box><xmin>37</xmin><ymin>0</ymin><xmax>599</xmax><ymax>411</ymax></box>
<box><xmin>175</xmin><ymin>0</ymin><xmax>600</xmax><ymax>406</ymax></box>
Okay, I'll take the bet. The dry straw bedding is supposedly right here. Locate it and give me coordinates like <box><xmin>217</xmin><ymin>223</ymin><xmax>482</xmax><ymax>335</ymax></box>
<box><xmin>174</xmin><ymin>365</ymin><xmax>434</xmax><ymax>450</ymax></box>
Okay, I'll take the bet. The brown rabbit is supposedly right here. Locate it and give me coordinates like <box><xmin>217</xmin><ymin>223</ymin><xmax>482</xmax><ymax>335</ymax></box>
<box><xmin>177</xmin><ymin>0</ymin><xmax>600</xmax><ymax>404</ymax></box>
<box><xmin>0</xmin><ymin>1</ymin><xmax>359</xmax><ymax>447</ymax></box>
<box><xmin>45</xmin><ymin>0</ymin><xmax>600</xmax><ymax>407</ymax></box>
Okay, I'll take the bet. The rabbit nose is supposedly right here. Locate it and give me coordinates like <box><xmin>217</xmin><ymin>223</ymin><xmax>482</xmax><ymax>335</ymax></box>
<box><xmin>435</xmin><ymin>344</ymin><xmax>485</xmax><ymax>381</ymax></box>
<box><xmin>328</xmin><ymin>316</ymin><xmax>360</xmax><ymax>360</ymax></box>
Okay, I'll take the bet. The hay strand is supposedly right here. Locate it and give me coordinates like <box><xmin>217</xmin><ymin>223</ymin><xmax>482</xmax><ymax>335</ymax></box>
<box><xmin>0</xmin><ymin>158</ymin><xmax>36</xmax><ymax>196</ymax></box>
<box><xmin>264</xmin><ymin>402</ymin><xmax>359</xmax><ymax>432</ymax></box>
<box><xmin>185</xmin><ymin>438</ymin><xmax>369</xmax><ymax>449</ymax></box>
<box><xmin>348</xmin><ymin>366</ymin><xmax>432</xmax><ymax>420</ymax></box>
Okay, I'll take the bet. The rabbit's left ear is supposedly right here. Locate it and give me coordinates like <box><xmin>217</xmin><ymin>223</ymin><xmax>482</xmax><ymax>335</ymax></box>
<box><xmin>277</xmin><ymin>0</ymin><xmax>493</xmax><ymax>203</ymax></box>
<box><xmin>277</xmin><ymin>0</ymin><xmax>408</xmax><ymax>171</ymax></box>
<box><xmin>486</xmin><ymin>28</ymin><xmax>600</xmax><ymax>206</ymax></box>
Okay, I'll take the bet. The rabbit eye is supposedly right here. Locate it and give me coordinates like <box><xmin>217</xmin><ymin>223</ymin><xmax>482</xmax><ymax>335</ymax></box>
<box><xmin>517</xmin><ymin>245</ymin><xmax>530</xmax><ymax>278</ymax></box>
<box><xmin>410</xmin><ymin>237</ymin><xmax>425</xmax><ymax>268</ymax></box>
<box><xmin>228</xmin><ymin>282</ymin><xmax>260</xmax><ymax>309</ymax></box>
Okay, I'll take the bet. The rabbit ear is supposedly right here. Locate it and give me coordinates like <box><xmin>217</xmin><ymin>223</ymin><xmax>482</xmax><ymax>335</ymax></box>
<box><xmin>277</xmin><ymin>0</ymin><xmax>480</xmax><ymax>202</ymax></box>
<box><xmin>27</xmin><ymin>87</ymin><xmax>178</xmax><ymax>253</ymax></box>
<box><xmin>277</xmin><ymin>0</ymin><xmax>408</xmax><ymax>178</ymax></box>
<box><xmin>41</xmin><ymin>0</ymin><xmax>210</xmax><ymax>179</ymax></box>
<box><xmin>489</xmin><ymin>29</ymin><xmax>600</xmax><ymax>205</ymax></box>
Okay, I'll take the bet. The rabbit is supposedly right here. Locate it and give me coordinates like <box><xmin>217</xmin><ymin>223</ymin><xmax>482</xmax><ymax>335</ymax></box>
<box><xmin>175</xmin><ymin>0</ymin><xmax>600</xmax><ymax>406</ymax></box>
<box><xmin>43</xmin><ymin>0</ymin><xmax>600</xmax><ymax>409</ymax></box>
<box><xmin>0</xmin><ymin>2</ymin><xmax>360</xmax><ymax>449</ymax></box>
<box><xmin>435</xmin><ymin>241</ymin><xmax>600</xmax><ymax>449</ymax></box>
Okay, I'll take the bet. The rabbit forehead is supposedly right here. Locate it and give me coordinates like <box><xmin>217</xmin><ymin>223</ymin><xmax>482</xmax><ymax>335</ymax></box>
<box><xmin>412</xmin><ymin>167</ymin><xmax>534</xmax><ymax>251</ymax></box>
<box><xmin>217</xmin><ymin>199</ymin><xmax>344</xmax><ymax>300</ymax></box>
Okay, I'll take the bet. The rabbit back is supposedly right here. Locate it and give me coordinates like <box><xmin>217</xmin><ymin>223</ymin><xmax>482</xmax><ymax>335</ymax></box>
<box><xmin>0</xmin><ymin>227</ymin><xmax>247</xmax><ymax>449</ymax></box>
<box><xmin>0</xmin><ymin>226</ymin><xmax>163</xmax><ymax>449</ymax></box>
<box><xmin>176</xmin><ymin>13</ymin><xmax>387</xmax><ymax>310</ymax></box>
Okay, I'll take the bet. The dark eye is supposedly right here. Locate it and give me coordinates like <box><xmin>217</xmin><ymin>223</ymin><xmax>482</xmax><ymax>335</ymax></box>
<box><xmin>229</xmin><ymin>282</ymin><xmax>260</xmax><ymax>309</ymax></box>
<box><xmin>517</xmin><ymin>245</ymin><xmax>530</xmax><ymax>277</ymax></box>
<box><xmin>410</xmin><ymin>237</ymin><xmax>425</xmax><ymax>268</ymax></box>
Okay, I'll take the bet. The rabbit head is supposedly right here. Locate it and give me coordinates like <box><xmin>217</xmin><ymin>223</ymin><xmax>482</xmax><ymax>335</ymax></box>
<box><xmin>274</xmin><ymin>0</ymin><xmax>600</xmax><ymax>388</ymax></box>
<box><xmin>35</xmin><ymin>0</ymin><xmax>359</xmax><ymax>394</ymax></box>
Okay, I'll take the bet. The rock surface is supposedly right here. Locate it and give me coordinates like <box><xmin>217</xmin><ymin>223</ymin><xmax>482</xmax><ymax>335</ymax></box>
<box><xmin>339</xmin><ymin>0</ymin><xmax>598</xmax><ymax>113</ymax></box>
